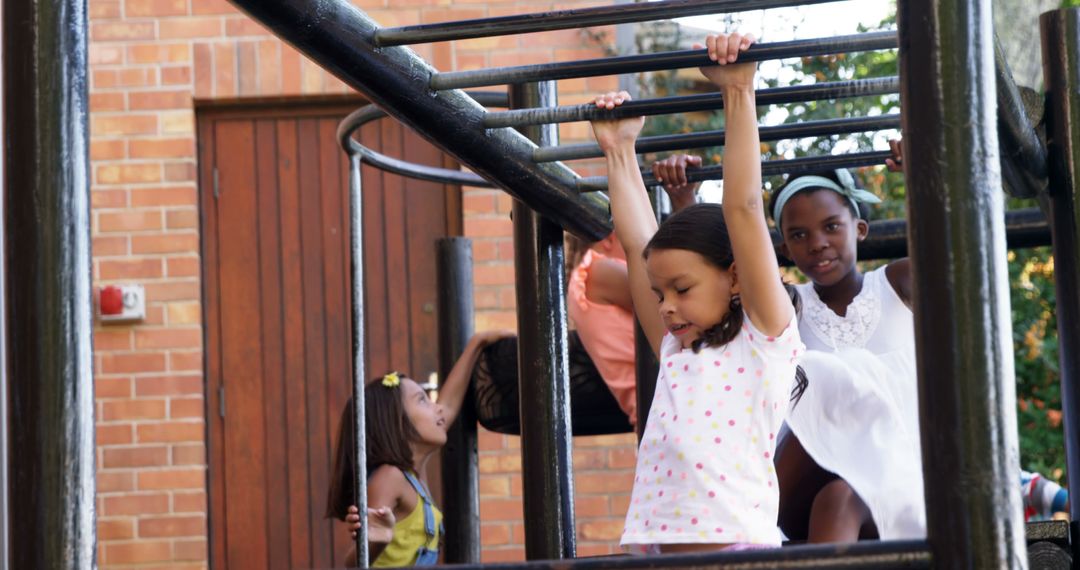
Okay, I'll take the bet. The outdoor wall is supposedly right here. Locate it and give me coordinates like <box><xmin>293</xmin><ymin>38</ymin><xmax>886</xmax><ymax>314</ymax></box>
<box><xmin>88</xmin><ymin>0</ymin><xmax>635</xmax><ymax>566</ymax></box>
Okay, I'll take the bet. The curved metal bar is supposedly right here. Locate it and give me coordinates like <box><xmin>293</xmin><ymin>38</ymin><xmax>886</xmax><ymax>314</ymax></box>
<box><xmin>336</xmin><ymin>92</ymin><xmax>508</xmax><ymax>188</ymax></box>
<box><xmin>536</xmin><ymin>115</ymin><xmax>901</xmax><ymax>162</ymax></box>
<box><xmin>375</xmin><ymin>0</ymin><xmax>844</xmax><ymax>46</ymax></box>
<box><xmin>576</xmin><ymin>150</ymin><xmax>894</xmax><ymax>191</ymax></box>
<box><xmin>484</xmin><ymin>77</ymin><xmax>900</xmax><ymax>128</ymax></box>
<box><xmin>995</xmin><ymin>37</ymin><xmax>1048</xmax><ymax>199</ymax></box>
<box><xmin>432</xmin><ymin>31</ymin><xmax>898</xmax><ymax>90</ymax></box>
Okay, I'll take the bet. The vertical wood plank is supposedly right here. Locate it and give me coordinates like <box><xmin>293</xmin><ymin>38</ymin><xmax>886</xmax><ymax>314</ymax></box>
<box><xmin>379</xmin><ymin>118</ymin><xmax>413</xmax><ymax>374</ymax></box>
<box><xmin>359</xmin><ymin>121</ymin><xmax>389</xmax><ymax>378</ymax></box>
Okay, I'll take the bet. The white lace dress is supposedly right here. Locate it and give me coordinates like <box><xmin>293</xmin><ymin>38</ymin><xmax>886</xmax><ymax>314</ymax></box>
<box><xmin>787</xmin><ymin>266</ymin><xmax>926</xmax><ymax>539</ymax></box>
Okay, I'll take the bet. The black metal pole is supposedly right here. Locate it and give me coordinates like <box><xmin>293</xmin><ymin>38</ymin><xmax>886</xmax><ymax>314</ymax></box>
<box><xmin>536</xmin><ymin>115</ymin><xmax>900</xmax><ymax>163</ymax></box>
<box><xmin>346</xmin><ymin>153</ymin><xmax>370</xmax><ymax>568</ymax></box>
<box><xmin>577</xmin><ymin>150</ymin><xmax>894</xmax><ymax>192</ymax></box>
<box><xmin>375</xmin><ymin>0</ymin><xmax>844</xmax><ymax>46</ymax></box>
<box><xmin>4</xmin><ymin>0</ymin><xmax>96</xmax><ymax>568</ymax></box>
<box><xmin>996</xmin><ymin>37</ymin><xmax>1048</xmax><ymax>201</ymax></box>
<box><xmin>510</xmin><ymin>81</ymin><xmax>576</xmax><ymax>560</ymax></box>
<box><xmin>898</xmin><ymin>0</ymin><xmax>1026</xmax><ymax>568</ymax></box>
<box><xmin>1039</xmin><ymin>7</ymin><xmax>1080</xmax><ymax>550</ymax></box>
<box><xmin>432</xmin><ymin>32</ymin><xmax>897</xmax><ymax>90</ymax></box>
<box><xmin>227</xmin><ymin>0</ymin><xmax>611</xmax><ymax>242</ymax></box>
<box><xmin>484</xmin><ymin>77</ymin><xmax>900</xmax><ymax>129</ymax></box>
<box><xmin>437</xmin><ymin>238</ymin><xmax>480</xmax><ymax>563</ymax></box>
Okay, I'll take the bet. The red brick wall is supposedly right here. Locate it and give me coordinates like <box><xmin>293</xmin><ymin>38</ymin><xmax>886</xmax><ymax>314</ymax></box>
<box><xmin>89</xmin><ymin>0</ymin><xmax>634</xmax><ymax>567</ymax></box>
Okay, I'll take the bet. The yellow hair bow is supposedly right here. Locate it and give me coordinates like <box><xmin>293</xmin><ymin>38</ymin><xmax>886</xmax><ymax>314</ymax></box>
<box><xmin>381</xmin><ymin>371</ymin><xmax>401</xmax><ymax>388</ymax></box>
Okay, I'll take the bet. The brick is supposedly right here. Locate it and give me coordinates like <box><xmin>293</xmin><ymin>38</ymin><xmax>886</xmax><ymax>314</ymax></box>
<box><xmin>137</xmin><ymin>421</ymin><xmax>204</xmax><ymax>443</ymax></box>
<box><xmin>97</xmin><ymin>163</ymin><xmax>162</xmax><ymax>185</ymax></box>
<box><xmin>573</xmin><ymin>495</ymin><xmax>609</xmax><ymax>518</ymax></box>
<box><xmin>574</xmin><ymin>472</ymin><xmax>633</xmax><ymax>494</ymax></box>
<box><xmin>194</xmin><ymin>43</ymin><xmax>213</xmax><ymax>97</ymax></box>
<box><xmin>96</xmin><ymin>424</ymin><xmax>135</xmax><ymax>447</ymax></box>
<box><xmin>101</xmin><ymin>352</ymin><xmax>167</xmax><ymax>375</ymax></box>
<box><xmin>164</xmin><ymin>161</ymin><xmax>197</xmax><ymax>182</ymax></box>
<box><xmin>126</xmin><ymin>0</ymin><xmax>189</xmax><ymax>18</ymax></box>
<box><xmin>168</xmin><ymin>350</ymin><xmax>203</xmax><ymax>372</ymax></box>
<box><xmin>479</xmin><ymin>428</ymin><xmax>505</xmax><ymax>451</ymax></box>
<box><xmin>214</xmin><ymin>42</ymin><xmax>237</xmax><ymax>96</ymax></box>
<box><xmin>91</xmin><ymin>92</ymin><xmax>126</xmax><ymax>113</ymax></box>
<box><xmin>166</xmin><ymin>300</ymin><xmax>202</xmax><ymax>323</ymax></box>
<box><xmin>160</xmin><ymin>17</ymin><xmax>224</xmax><ymax>39</ymax></box>
<box><xmin>98</xmin><ymin>470</ymin><xmax>134</xmax><ymax>494</ymax></box>
<box><xmin>135</xmin><ymin>374</ymin><xmax>202</xmax><ymax>397</ymax></box>
<box><xmin>167</xmin><ymin>210</ymin><xmax>199</xmax><ymax>231</ymax></box>
<box><xmin>92</xmin><ymin>189</ymin><xmax>128</xmax><ymax>209</ymax></box>
<box><xmin>162</xmin><ymin>66</ymin><xmax>194</xmax><ymax>85</ymax></box>
<box><xmin>579</xmin><ymin>519</ymin><xmax>623</xmax><ymax>541</ymax></box>
<box><xmin>94</xmin><ymin>235</ymin><xmax>129</xmax><ymax>256</ymax></box>
<box><xmin>191</xmin><ymin>0</ymin><xmax>232</xmax><ymax>14</ymax></box>
<box><xmin>98</xmin><ymin>209</ymin><xmax>160</xmax><ymax>231</ymax></box>
<box><xmin>175</xmin><ymin>538</ymin><xmax>208</xmax><ymax>561</ymax></box>
<box><xmin>95</xmin><ymin>377</ymin><xmax>133</xmax><ymax>399</ymax></box>
<box><xmin>104</xmin><ymin>540</ymin><xmax>171</xmax><ymax>564</ymax></box>
<box><xmin>481</xmin><ymin>548</ymin><xmax>525</xmax><ymax>563</ymax></box>
<box><xmin>162</xmin><ymin>112</ymin><xmax>195</xmax><ymax>134</ymax></box>
<box><xmin>132</xmin><ymin>232</ymin><xmax>199</xmax><ymax>255</ymax></box>
<box><xmin>478</xmin><ymin>498</ymin><xmax>522</xmax><ymax>521</ymax></box>
<box><xmin>572</xmin><ymin>449</ymin><xmax>605</xmax><ymax>469</ymax></box>
<box><xmin>576</xmin><ymin>433</ymin><xmax>636</xmax><ymax>447</ymax></box>
<box><xmin>170</xmin><ymin>397</ymin><xmax>203</xmax><ymax>418</ymax></box>
<box><xmin>478</xmin><ymin>475</ymin><xmax>510</xmax><ymax>497</ymax></box>
<box><xmin>610</xmin><ymin>493</ymin><xmax>631</xmax><ymax>517</ymax></box>
<box><xmin>129</xmin><ymin>137</ymin><xmax>195</xmax><ymax>159</ymax></box>
<box><xmin>607</xmin><ymin>447</ymin><xmax>637</xmax><ymax>469</ymax></box>
<box><xmin>131</xmin><ymin>185</ymin><xmax>196</xmax><ymax>206</ymax></box>
<box><xmin>478</xmin><ymin>453</ymin><xmax>521</xmax><ymax>474</ymax></box>
<box><xmin>98</xmin><ymin>258</ymin><xmax>163</xmax><ymax>280</ymax></box>
<box><xmin>102</xmin><ymin>446</ymin><xmax>169</xmax><ymax>469</ymax></box>
<box><xmin>135</xmin><ymin>328</ymin><xmax>201</xmax><ymax>350</ymax></box>
<box><xmin>481</xmin><ymin>523</ymin><xmax>510</xmax><ymax>546</ymax></box>
<box><xmin>173</xmin><ymin>491</ymin><xmax>207</xmax><ymax>513</ymax></box>
<box><xmin>464</xmin><ymin>217</ymin><xmax>512</xmax><ymax>238</ymax></box>
<box><xmin>130</xmin><ymin>90</ymin><xmax>192</xmax><ymax>110</ymax></box>
<box><xmin>138</xmin><ymin>467</ymin><xmax>204</xmax><ymax>490</ymax></box>
<box><xmin>118</xmin><ymin>68</ymin><xmax>159</xmax><ymax>88</ymax></box>
<box><xmin>225</xmin><ymin>17</ymin><xmax>268</xmax><ymax>36</ymax></box>
<box><xmin>90</xmin><ymin>0</ymin><xmax>122</xmax><ymax>19</ymax></box>
<box><xmin>92</xmin><ymin>114</ymin><xmax>157</xmax><ymax>136</ymax></box>
<box><xmin>144</xmin><ymin>281</ymin><xmax>199</xmax><ymax>302</ymax></box>
<box><xmin>103</xmin><ymin>398</ymin><xmax>167</xmax><ymax>421</ymax></box>
<box><xmin>91</xmin><ymin>139</ymin><xmax>126</xmax><ymax>161</ymax></box>
<box><xmin>474</xmin><ymin>264</ymin><xmax>515</xmax><ymax>286</ymax></box>
<box><xmin>258</xmin><ymin>40</ymin><xmax>281</xmax><ymax>94</ymax></box>
<box><xmin>92</xmin><ymin>22</ymin><xmax>155</xmax><ymax>42</ymax></box>
<box><xmin>172</xmin><ymin>443</ymin><xmax>206</xmax><ymax>465</ymax></box>
<box><xmin>95</xmin><ymin>328</ymin><xmax>133</xmax><ymax>351</ymax></box>
<box><xmin>128</xmin><ymin>42</ymin><xmax>192</xmax><ymax>64</ymax></box>
<box><xmin>99</xmin><ymin>518</ymin><xmax>135</xmax><ymax>541</ymax></box>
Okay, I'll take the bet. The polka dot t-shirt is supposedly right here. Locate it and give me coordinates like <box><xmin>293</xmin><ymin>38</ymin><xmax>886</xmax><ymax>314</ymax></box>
<box><xmin>620</xmin><ymin>315</ymin><xmax>803</xmax><ymax>549</ymax></box>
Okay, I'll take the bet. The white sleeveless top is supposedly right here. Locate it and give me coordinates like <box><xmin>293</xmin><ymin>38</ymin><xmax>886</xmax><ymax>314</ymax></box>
<box><xmin>788</xmin><ymin>266</ymin><xmax>927</xmax><ymax>539</ymax></box>
<box><xmin>621</xmin><ymin>316</ymin><xmax>804</xmax><ymax>549</ymax></box>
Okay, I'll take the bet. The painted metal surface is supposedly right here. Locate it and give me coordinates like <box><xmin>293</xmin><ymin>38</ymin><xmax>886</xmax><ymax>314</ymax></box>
<box><xmin>1039</xmin><ymin>7</ymin><xmax>1080</xmax><ymax>556</ymax></box>
<box><xmin>437</xmin><ymin>238</ymin><xmax>480</xmax><ymax>563</ymax></box>
<box><xmin>375</xmin><ymin>0</ymin><xmax>844</xmax><ymax>46</ymax></box>
<box><xmin>227</xmin><ymin>0</ymin><xmax>611</xmax><ymax>241</ymax></box>
<box><xmin>346</xmin><ymin>152</ymin><xmax>370</xmax><ymax>567</ymax></box>
<box><xmin>898</xmin><ymin>0</ymin><xmax>1027</xmax><ymax>567</ymax></box>
<box><xmin>432</xmin><ymin>32</ymin><xmax>898</xmax><ymax>90</ymax></box>
<box><xmin>3</xmin><ymin>0</ymin><xmax>96</xmax><ymax>567</ymax></box>
<box><xmin>510</xmin><ymin>82</ymin><xmax>577</xmax><ymax>560</ymax></box>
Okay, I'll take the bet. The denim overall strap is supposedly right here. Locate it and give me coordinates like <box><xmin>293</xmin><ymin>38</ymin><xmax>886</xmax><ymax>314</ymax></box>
<box><xmin>403</xmin><ymin>471</ymin><xmax>439</xmax><ymax>565</ymax></box>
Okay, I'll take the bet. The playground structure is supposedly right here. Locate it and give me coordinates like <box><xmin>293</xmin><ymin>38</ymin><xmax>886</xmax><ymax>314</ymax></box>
<box><xmin>2</xmin><ymin>0</ymin><xmax>1079</xmax><ymax>569</ymax></box>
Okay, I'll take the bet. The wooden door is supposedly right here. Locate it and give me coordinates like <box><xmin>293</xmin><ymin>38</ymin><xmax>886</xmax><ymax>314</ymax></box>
<box><xmin>199</xmin><ymin>98</ymin><xmax>459</xmax><ymax>569</ymax></box>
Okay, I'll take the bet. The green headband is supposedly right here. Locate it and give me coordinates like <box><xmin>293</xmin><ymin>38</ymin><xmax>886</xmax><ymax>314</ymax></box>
<box><xmin>772</xmin><ymin>169</ymin><xmax>881</xmax><ymax>228</ymax></box>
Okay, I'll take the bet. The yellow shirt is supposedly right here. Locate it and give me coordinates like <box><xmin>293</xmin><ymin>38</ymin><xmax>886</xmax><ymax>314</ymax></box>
<box><xmin>372</xmin><ymin>482</ymin><xmax>443</xmax><ymax>567</ymax></box>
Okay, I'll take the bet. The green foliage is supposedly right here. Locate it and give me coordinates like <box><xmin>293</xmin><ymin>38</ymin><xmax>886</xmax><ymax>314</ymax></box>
<box><xmin>631</xmin><ymin>6</ymin><xmax>1067</xmax><ymax>484</ymax></box>
<box><xmin>1063</xmin><ymin>0</ymin><xmax>1080</xmax><ymax>8</ymax></box>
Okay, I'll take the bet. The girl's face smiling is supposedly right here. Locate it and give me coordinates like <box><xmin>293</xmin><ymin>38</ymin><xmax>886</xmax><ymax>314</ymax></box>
<box><xmin>778</xmin><ymin>190</ymin><xmax>868</xmax><ymax>287</ymax></box>
<box><xmin>645</xmin><ymin>248</ymin><xmax>737</xmax><ymax>349</ymax></box>
<box><xmin>400</xmin><ymin>378</ymin><xmax>447</xmax><ymax>448</ymax></box>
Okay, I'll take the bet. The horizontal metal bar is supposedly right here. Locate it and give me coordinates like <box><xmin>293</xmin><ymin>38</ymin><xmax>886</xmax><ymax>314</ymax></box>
<box><xmin>845</xmin><ymin>207</ymin><xmax>1050</xmax><ymax>262</ymax></box>
<box><xmin>577</xmin><ymin>150</ymin><xmax>894</xmax><ymax>191</ymax></box>
<box><xmin>446</xmin><ymin>540</ymin><xmax>931</xmax><ymax>570</ymax></box>
<box><xmin>433</xmin><ymin>31</ymin><xmax>898</xmax><ymax>90</ymax></box>
<box><xmin>376</xmin><ymin>0</ymin><xmax>846</xmax><ymax>46</ymax></box>
<box><xmin>537</xmin><ymin>115</ymin><xmax>900</xmax><ymax>162</ymax></box>
<box><xmin>337</xmin><ymin>92</ymin><xmax>507</xmax><ymax>188</ymax></box>
<box><xmin>484</xmin><ymin>77</ymin><xmax>900</xmax><ymax>128</ymax></box>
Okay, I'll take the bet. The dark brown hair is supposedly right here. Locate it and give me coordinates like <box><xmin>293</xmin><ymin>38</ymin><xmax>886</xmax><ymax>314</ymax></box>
<box><xmin>325</xmin><ymin>374</ymin><xmax>420</xmax><ymax>521</ymax></box>
<box><xmin>643</xmin><ymin>203</ymin><xmax>808</xmax><ymax>403</ymax></box>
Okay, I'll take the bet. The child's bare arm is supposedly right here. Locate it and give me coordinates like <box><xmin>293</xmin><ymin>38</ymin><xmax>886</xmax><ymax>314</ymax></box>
<box><xmin>590</xmin><ymin>92</ymin><xmax>668</xmax><ymax>356</ymax></box>
<box><xmin>702</xmin><ymin>33</ymin><xmax>793</xmax><ymax>337</ymax></box>
<box><xmin>584</xmin><ymin>256</ymin><xmax>634</xmax><ymax>312</ymax></box>
<box><xmin>437</xmin><ymin>329</ymin><xmax>514</xmax><ymax>426</ymax></box>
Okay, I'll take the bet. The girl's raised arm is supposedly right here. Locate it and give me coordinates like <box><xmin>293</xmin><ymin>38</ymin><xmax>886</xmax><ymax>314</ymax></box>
<box><xmin>591</xmin><ymin>92</ymin><xmax>668</xmax><ymax>356</ymax></box>
<box><xmin>437</xmin><ymin>329</ymin><xmax>514</xmax><ymax>426</ymax></box>
<box><xmin>702</xmin><ymin>34</ymin><xmax>793</xmax><ymax>336</ymax></box>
